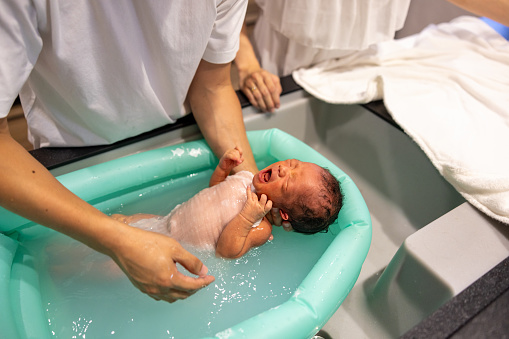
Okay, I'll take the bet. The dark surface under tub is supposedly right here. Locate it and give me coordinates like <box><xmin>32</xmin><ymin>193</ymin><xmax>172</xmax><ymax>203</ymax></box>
<box><xmin>28</xmin><ymin>75</ymin><xmax>509</xmax><ymax>339</ymax></box>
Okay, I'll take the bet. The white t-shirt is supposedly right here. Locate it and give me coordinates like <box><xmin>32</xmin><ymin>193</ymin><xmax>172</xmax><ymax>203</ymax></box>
<box><xmin>0</xmin><ymin>0</ymin><xmax>247</xmax><ymax>147</ymax></box>
<box><xmin>253</xmin><ymin>0</ymin><xmax>410</xmax><ymax>76</ymax></box>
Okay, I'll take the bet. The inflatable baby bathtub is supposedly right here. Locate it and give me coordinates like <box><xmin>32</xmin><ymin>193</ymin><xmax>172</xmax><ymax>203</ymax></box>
<box><xmin>0</xmin><ymin>128</ymin><xmax>371</xmax><ymax>339</ymax></box>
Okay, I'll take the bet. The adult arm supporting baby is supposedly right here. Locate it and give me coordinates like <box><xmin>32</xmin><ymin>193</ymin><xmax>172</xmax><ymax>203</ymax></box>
<box><xmin>188</xmin><ymin>59</ymin><xmax>259</xmax><ymax>176</ymax></box>
<box><xmin>0</xmin><ymin>118</ymin><xmax>214</xmax><ymax>303</ymax></box>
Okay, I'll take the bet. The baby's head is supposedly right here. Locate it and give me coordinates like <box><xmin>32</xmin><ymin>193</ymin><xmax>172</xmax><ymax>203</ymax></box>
<box><xmin>252</xmin><ymin>159</ymin><xmax>342</xmax><ymax>234</ymax></box>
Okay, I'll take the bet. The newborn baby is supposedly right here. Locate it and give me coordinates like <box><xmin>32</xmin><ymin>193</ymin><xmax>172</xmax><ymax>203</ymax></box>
<box><xmin>113</xmin><ymin>147</ymin><xmax>342</xmax><ymax>258</ymax></box>
<box><xmin>122</xmin><ymin>170</ymin><xmax>263</xmax><ymax>250</ymax></box>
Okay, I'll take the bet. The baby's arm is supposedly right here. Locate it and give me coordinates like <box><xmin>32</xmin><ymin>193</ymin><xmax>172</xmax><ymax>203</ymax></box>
<box><xmin>209</xmin><ymin>147</ymin><xmax>244</xmax><ymax>187</ymax></box>
<box><xmin>216</xmin><ymin>186</ymin><xmax>273</xmax><ymax>259</ymax></box>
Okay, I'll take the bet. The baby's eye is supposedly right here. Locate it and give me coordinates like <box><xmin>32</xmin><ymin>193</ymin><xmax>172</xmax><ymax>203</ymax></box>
<box><xmin>285</xmin><ymin>176</ymin><xmax>293</xmax><ymax>192</ymax></box>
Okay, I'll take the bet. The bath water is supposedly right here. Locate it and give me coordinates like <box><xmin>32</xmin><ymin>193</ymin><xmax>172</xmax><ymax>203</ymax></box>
<box><xmin>22</xmin><ymin>165</ymin><xmax>336</xmax><ymax>338</ymax></box>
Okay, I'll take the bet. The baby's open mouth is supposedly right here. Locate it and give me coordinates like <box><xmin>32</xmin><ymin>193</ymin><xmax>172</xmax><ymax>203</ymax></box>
<box><xmin>259</xmin><ymin>169</ymin><xmax>272</xmax><ymax>183</ymax></box>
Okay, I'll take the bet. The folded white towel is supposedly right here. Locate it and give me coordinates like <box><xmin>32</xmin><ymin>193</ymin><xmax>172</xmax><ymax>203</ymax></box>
<box><xmin>293</xmin><ymin>16</ymin><xmax>509</xmax><ymax>224</ymax></box>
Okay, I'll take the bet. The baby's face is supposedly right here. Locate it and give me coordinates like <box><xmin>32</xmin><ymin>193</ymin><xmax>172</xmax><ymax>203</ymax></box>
<box><xmin>252</xmin><ymin>159</ymin><xmax>323</xmax><ymax>210</ymax></box>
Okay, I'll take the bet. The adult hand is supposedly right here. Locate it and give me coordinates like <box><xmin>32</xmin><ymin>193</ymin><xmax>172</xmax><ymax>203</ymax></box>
<box><xmin>240</xmin><ymin>69</ymin><xmax>282</xmax><ymax>113</ymax></box>
<box><xmin>265</xmin><ymin>207</ymin><xmax>293</xmax><ymax>231</ymax></box>
<box><xmin>110</xmin><ymin>225</ymin><xmax>215</xmax><ymax>302</ymax></box>
<box><xmin>235</xmin><ymin>22</ymin><xmax>283</xmax><ymax>113</ymax></box>
<box><xmin>1</xmin><ymin>118</ymin><xmax>215</xmax><ymax>303</ymax></box>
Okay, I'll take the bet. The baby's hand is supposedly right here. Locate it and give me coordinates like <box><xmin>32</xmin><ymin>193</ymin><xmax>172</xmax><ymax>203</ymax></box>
<box><xmin>240</xmin><ymin>186</ymin><xmax>273</xmax><ymax>225</ymax></box>
<box><xmin>219</xmin><ymin>146</ymin><xmax>244</xmax><ymax>172</ymax></box>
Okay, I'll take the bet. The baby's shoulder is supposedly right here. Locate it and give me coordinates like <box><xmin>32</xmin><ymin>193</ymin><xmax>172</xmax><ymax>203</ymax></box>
<box><xmin>227</xmin><ymin>171</ymin><xmax>254</xmax><ymax>184</ymax></box>
<box><xmin>232</xmin><ymin>170</ymin><xmax>254</xmax><ymax>179</ymax></box>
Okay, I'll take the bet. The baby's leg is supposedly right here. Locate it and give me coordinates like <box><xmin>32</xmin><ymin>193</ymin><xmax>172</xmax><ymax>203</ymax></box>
<box><xmin>111</xmin><ymin>213</ymin><xmax>159</xmax><ymax>225</ymax></box>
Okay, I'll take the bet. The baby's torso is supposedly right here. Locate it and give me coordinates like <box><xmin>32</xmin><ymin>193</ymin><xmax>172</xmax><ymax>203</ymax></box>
<box><xmin>135</xmin><ymin>171</ymin><xmax>254</xmax><ymax>250</ymax></box>
<box><xmin>168</xmin><ymin>171</ymin><xmax>254</xmax><ymax>249</ymax></box>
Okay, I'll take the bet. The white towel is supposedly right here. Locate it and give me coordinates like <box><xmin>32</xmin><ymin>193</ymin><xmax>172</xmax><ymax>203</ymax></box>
<box><xmin>293</xmin><ymin>16</ymin><xmax>509</xmax><ymax>225</ymax></box>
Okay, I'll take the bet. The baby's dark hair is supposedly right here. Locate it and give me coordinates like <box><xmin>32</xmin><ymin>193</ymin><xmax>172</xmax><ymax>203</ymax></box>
<box><xmin>287</xmin><ymin>167</ymin><xmax>343</xmax><ymax>234</ymax></box>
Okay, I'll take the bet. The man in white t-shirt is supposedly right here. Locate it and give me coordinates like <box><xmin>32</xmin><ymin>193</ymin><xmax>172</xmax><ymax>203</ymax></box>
<box><xmin>0</xmin><ymin>0</ymin><xmax>258</xmax><ymax>302</ymax></box>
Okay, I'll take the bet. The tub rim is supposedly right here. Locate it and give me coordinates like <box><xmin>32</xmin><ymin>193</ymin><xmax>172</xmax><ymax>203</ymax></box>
<box><xmin>1</xmin><ymin>128</ymin><xmax>372</xmax><ymax>339</ymax></box>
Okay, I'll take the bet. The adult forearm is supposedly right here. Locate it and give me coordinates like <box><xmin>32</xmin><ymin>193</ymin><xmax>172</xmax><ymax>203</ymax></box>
<box><xmin>234</xmin><ymin>23</ymin><xmax>262</xmax><ymax>79</ymax></box>
<box><xmin>0</xmin><ymin>122</ymin><xmax>215</xmax><ymax>301</ymax></box>
<box><xmin>192</xmin><ymin>87</ymin><xmax>256</xmax><ymax>174</ymax></box>
<box><xmin>188</xmin><ymin>60</ymin><xmax>258</xmax><ymax>174</ymax></box>
<box><xmin>0</xmin><ymin>121</ymin><xmax>122</xmax><ymax>255</ymax></box>
<box><xmin>446</xmin><ymin>0</ymin><xmax>509</xmax><ymax>26</ymax></box>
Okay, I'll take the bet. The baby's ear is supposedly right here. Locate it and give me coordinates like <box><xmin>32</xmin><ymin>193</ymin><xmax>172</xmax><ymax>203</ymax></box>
<box><xmin>279</xmin><ymin>209</ymin><xmax>289</xmax><ymax>221</ymax></box>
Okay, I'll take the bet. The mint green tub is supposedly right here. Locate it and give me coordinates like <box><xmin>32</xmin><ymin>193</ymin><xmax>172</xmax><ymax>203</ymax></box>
<box><xmin>0</xmin><ymin>129</ymin><xmax>371</xmax><ymax>339</ymax></box>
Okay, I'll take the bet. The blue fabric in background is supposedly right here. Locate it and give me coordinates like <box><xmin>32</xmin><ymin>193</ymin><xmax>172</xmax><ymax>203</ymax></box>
<box><xmin>481</xmin><ymin>17</ymin><xmax>509</xmax><ymax>40</ymax></box>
